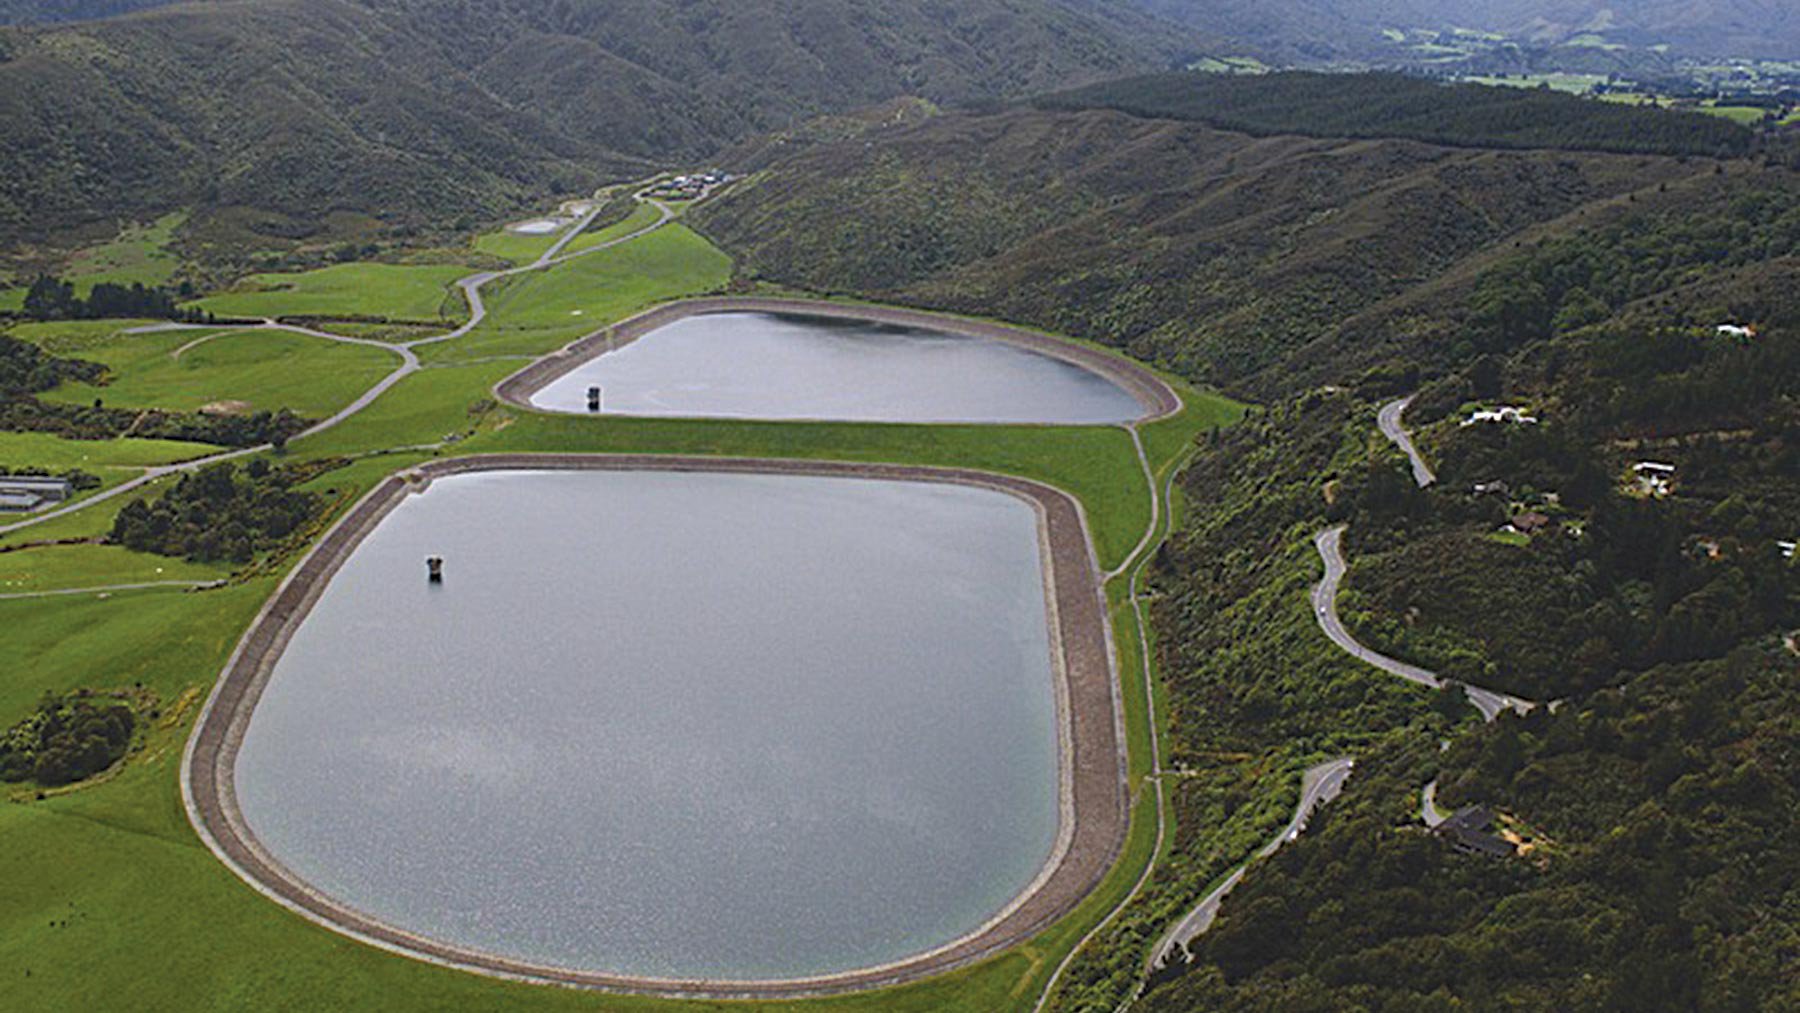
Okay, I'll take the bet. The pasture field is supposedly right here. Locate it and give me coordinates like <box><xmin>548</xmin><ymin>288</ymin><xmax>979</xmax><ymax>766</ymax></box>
<box><xmin>0</xmin><ymin>544</ymin><xmax>226</xmax><ymax>595</ymax></box>
<box><xmin>1</xmin><ymin>208</ymin><xmax>1249</xmax><ymax>1013</ymax></box>
<box><xmin>472</xmin><ymin>224</ymin><xmax>565</xmax><ymax>265</ymax></box>
<box><xmin>189</xmin><ymin>263</ymin><xmax>473</xmax><ymax>321</ymax></box>
<box><xmin>0</xmin><ymin>431</ymin><xmax>215</xmax><ymax>473</ymax></box>
<box><xmin>63</xmin><ymin>213</ymin><xmax>188</xmax><ymax>294</ymax></box>
<box><xmin>35</xmin><ymin>328</ymin><xmax>398</xmax><ymax>419</ymax></box>
<box><xmin>420</xmin><ymin>224</ymin><xmax>730</xmax><ymax>364</ymax></box>
<box><xmin>562</xmin><ymin>202</ymin><xmax>666</xmax><ymax>253</ymax></box>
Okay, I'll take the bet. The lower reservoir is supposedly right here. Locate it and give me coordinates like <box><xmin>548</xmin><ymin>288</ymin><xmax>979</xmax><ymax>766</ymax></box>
<box><xmin>527</xmin><ymin>310</ymin><xmax>1147</xmax><ymax>423</ymax></box>
<box><xmin>230</xmin><ymin>468</ymin><xmax>1062</xmax><ymax>981</ymax></box>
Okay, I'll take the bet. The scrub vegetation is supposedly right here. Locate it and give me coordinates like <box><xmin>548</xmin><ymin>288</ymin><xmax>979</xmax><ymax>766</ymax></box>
<box><xmin>3</xmin><ymin>66</ymin><xmax>1792</xmax><ymax>1013</ymax></box>
<box><xmin>110</xmin><ymin>460</ymin><xmax>326</xmax><ymax>564</ymax></box>
<box><xmin>0</xmin><ymin>691</ymin><xmax>136</xmax><ymax>786</ymax></box>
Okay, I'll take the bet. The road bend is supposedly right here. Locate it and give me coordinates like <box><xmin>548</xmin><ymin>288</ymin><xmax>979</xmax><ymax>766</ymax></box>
<box><xmin>1312</xmin><ymin>525</ymin><xmax>1534</xmax><ymax>721</ymax></box>
<box><xmin>0</xmin><ymin>188</ymin><xmax>679</xmax><ymax>539</ymax></box>
<box><xmin>1378</xmin><ymin>395</ymin><xmax>1436</xmax><ymax>488</ymax></box>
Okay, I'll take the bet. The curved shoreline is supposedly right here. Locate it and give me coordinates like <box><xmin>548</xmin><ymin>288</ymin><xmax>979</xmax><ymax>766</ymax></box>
<box><xmin>181</xmin><ymin>453</ymin><xmax>1129</xmax><ymax>999</ymax></box>
<box><xmin>491</xmin><ymin>297</ymin><xmax>1184</xmax><ymax>424</ymax></box>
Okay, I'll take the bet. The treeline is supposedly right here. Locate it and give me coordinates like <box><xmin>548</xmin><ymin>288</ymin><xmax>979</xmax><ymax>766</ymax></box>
<box><xmin>19</xmin><ymin>275</ymin><xmax>210</xmax><ymax>322</ymax></box>
<box><xmin>0</xmin><ymin>331</ymin><xmax>104</xmax><ymax>397</ymax></box>
<box><xmin>1040</xmin><ymin>71</ymin><xmax>1754</xmax><ymax>158</ymax></box>
<box><xmin>111</xmin><ymin>459</ymin><xmax>321</xmax><ymax>563</ymax></box>
<box><xmin>0</xmin><ymin>396</ymin><xmax>310</xmax><ymax>448</ymax></box>
<box><xmin>0</xmin><ymin>691</ymin><xmax>135</xmax><ymax>786</ymax></box>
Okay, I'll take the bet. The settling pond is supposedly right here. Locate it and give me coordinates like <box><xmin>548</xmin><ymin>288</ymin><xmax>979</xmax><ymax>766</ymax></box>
<box><xmin>230</xmin><ymin>468</ymin><xmax>1064</xmax><ymax>982</ymax></box>
<box><xmin>526</xmin><ymin>310</ymin><xmax>1148</xmax><ymax>424</ymax></box>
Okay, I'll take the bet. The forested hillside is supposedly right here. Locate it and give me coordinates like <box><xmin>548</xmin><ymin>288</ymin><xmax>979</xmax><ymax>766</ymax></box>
<box><xmin>1137</xmin><ymin>0</ymin><xmax>1800</xmax><ymax>61</ymax></box>
<box><xmin>1129</xmin><ymin>186</ymin><xmax>1798</xmax><ymax>1011</ymax></box>
<box><xmin>0</xmin><ymin>0</ymin><xmax>1195</xmax><ymax>254</ymax></box>
<box><xmin>1042</xmin><ymin>72</ymin><xmax>1752</xmax><ymax>156</ymax></box>
<box><xmin>696</xmin><ymin>78</ymin><xmax>1758</xmax><ymax>395</ymax></box>
<box><xmin>693</xmin><ymin>78</ymin><xmax>1799</xmax><ymax>1009</ymax></box>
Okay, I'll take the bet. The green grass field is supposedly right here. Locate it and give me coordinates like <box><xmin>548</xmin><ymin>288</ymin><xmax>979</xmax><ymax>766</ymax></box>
<box><xmin>189</xmin><ymin>263</ymin><xmax>474</xmax><ymax>321</ymax></box>
<box><xmin>472</xmin><ymin>224</ymin><xmax>566</xmax><ymax>265</ymax></box>
<box><xmin>63</xmin><ymin>212</ymin><xmax>188</xmax><ymax>295</ymax></box>
<box><xmin>1</xmin><ymin>211</ymin><xmax>1253</xmax><ymax>1012</ymax></box>
<box><xmin>0</xmin><ymin>432</ymin><xmax>217</xmax><ymax>489</ymax></box>
<box><xmin>562</xmin><ymin>202</ymin><xmax>666</xmax><ymax>254</ymax></box>
<box><xmin>1696</xmin><ymin>103</ymin><xmax>1767</xmax><ymax>125</ymax></box>
<box><xmin>422</xmin><ymin>224</ymin><xmax>730</xmax><ymax>364</ymax></box>
<box><xmin>0</xmin><ymin>544</ymin><xmax>226</xmax><ymax>594</ymax></box>
<box><xmin>35</xmin><ymin>327</ymin><xmax>398</xmax><ymax>418</ymax></box>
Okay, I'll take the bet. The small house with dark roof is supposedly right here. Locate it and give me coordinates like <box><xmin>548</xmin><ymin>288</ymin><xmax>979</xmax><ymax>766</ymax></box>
<box><xmin>1435</xmin><ymin>805</ymin><xmax>1517</xmax><ymax>859</ymax></box>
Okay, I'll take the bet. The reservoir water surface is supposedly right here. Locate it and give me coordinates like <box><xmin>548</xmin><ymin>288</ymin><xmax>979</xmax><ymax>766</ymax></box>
<box><xmin>232</xmin><ymin>469</ymin><xmax>1062</xmax><ymax>981</ymax></box>
<box><xmin>528</xmin><ymin>311</ymin><xmax>1146</xmax><ymax>423</ymax></box>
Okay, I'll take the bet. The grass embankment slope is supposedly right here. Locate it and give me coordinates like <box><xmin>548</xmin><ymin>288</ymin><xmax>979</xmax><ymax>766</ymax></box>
<box><xmin>2</xmin><ymin>215</ymin><xmax>1246</xmax><ymax>1012</ymax></box>
<box><xmin>421</xmin><ymin>223</ymin><xmax>729</xmax><ymax>363</ymax></box>
<box><xmin>189</xmin><ymin>263</ymin><xmax>473</xmax><ymax>321</ymax></box>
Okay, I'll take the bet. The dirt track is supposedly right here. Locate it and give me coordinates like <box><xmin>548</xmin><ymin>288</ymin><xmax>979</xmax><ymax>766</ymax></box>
<box><xmin>492</xmin><ymin>296</ymin><xmax>1184</xmax><ymax>422</ymax></box>
<box><xmin>181</xmin><ymin>453</ymin><xmax>1128</xmax><ymax>999</ymax></box>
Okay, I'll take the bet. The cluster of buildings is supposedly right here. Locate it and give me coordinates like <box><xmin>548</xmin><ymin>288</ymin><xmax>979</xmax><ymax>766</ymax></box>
<box><xmin>1461</xmin><ymin>405</ymin><xmax>1538</xmax><ymax>427</ymax></box>
<box><xmin>0</xmin><ymin>475</ymin><xmax>72</xmax><ymax>513</ymax></box>
<box><xmin>649</xmin><ymin>170</ymin><xmax>733</xmax><ymax>201</ymax></box>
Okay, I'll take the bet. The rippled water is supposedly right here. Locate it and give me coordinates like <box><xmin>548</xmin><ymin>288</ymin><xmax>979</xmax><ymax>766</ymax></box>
<box><xmin>233</xmin><ymin>470</ymin><xmax>1061</xmax><ymax>980</ymax></box>
<box><xmin>529</xmin><ymin>311</ymin><xmax>1144</xmax><ymax>423</ymax></box>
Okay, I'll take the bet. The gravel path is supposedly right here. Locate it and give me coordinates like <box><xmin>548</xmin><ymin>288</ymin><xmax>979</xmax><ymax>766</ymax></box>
<box><xmin>0</xmin><ymin>578</ymin><xmax>223</xmax><ymax>601</ymax></box>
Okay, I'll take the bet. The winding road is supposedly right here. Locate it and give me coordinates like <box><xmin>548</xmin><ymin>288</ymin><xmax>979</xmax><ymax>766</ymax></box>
<box><xmin>1312</xmin><ymin>526</ymin><xmax>1533</xmax><ymax>722</ymax></box>
<box><xmin>0</xmin><ymin>188</ymin><xmax>677</xmax><ymax>539</ymax></box>
<box><xmin>1378</xmin><ymin>395</ymin><xmax>1435</xmax><ymax>488</ymax></box>
<box><xmin>1148</xmin><ymin>757</ymin><xmax>1355</xmax><ymax>971</ymax></box>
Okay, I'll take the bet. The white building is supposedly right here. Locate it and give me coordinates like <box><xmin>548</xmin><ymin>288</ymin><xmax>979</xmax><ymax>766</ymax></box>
<box><xmin>1462</xmin><ymin>406</ymin><xmax>1538</xmax><ymax>427</ymax></box>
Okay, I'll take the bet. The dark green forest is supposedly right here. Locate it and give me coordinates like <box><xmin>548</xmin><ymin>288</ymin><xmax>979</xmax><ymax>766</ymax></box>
<box><xmin>1040</xmin><ymin>71</ymin><xmax>1754</xmax><ymax>157</ymax></box>
<box><xmin>110</xmin><ymin>459</ymin><xmax>322</xmax><ymax>563</ymax></box>
<box><xmin>0</xmin><ymin>691</ymin><xmax>135</xmax><ymax>786</ymax></box>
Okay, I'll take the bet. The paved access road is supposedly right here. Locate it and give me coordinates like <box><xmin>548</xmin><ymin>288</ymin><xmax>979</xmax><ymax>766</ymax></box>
<box><xmin>1312</xmin><ymin>525</ymin><xmax>1533</xmax><ymax>722</ymax></box>
<box><xmin>1149</xmin><ymin>757</ymin><xmax>1355</xmax><ymax>970</ymax></box>
<box><xmin>1378</xmin><ymin>395</ymin><xmax>1435</xmax><ymax>488</ymax></box>
<box><xmin>0</xmin><ymin>188</ymin><xmax>680</xmax><ymax>539</ymax></box>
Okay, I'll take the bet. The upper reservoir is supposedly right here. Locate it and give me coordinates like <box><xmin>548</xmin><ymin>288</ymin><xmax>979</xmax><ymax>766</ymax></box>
<box><xmin>527</xmin><ymin>311</ymin><xmax>1148</xmax><ymax>423</ymax></box>
<box><xmin>231</xmin><ymin>469</ymin><xmax>1062</xmax><ymax>981</ymax></box>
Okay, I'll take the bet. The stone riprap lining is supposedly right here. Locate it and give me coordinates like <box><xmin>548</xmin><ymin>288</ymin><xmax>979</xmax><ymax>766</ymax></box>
<box><xmin>492</xmin><ymin>297</ymin><xmax>1184</xmax><ymax>423</ymax></box>
<box><xmin>182</xmin><ymin>454</ymin><xmax>1128</xmax><ymax>998</ymax></box>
